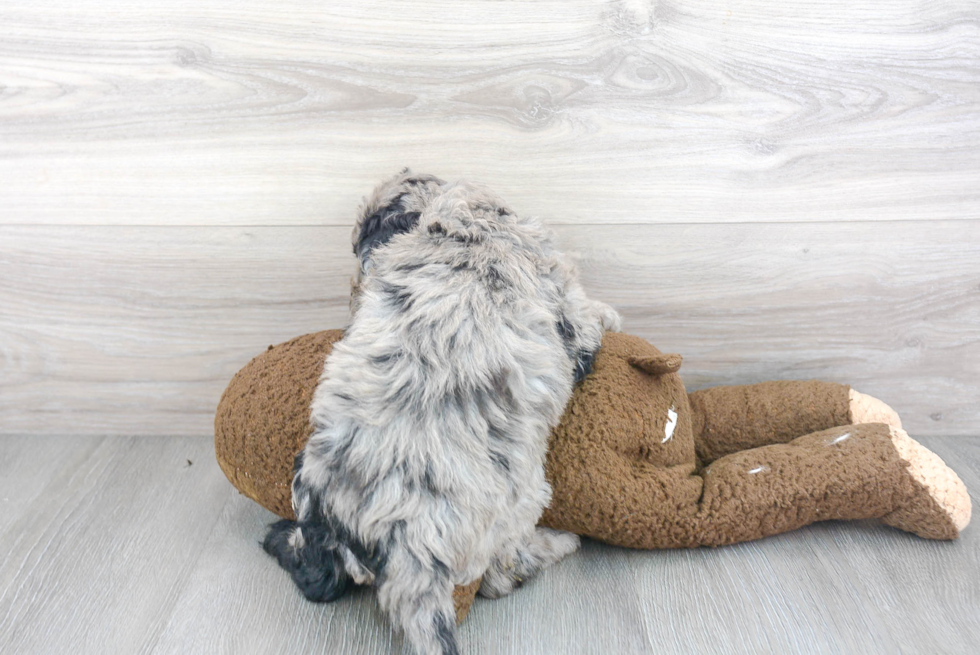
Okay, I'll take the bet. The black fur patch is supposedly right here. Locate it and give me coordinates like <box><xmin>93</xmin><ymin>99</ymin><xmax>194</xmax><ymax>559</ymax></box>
<box><xmin>371</xmin><ymin>351</ymin><xmax>401</xmax><ymax>366</ymax></box>
<box><xmin>574</xmin><ymin>349</ymin><xmax>596</xmax><ymax>383</ymax></box>
<box><xmin>489</xmin><ymin>451</ymin><xmax>510</xmax><ymax>472</ymax></box>
<box><xmin>489</xmin><ymin>371</ymin><xmax>518</xmax><ymax>412</ymax></box>
<box><xmin>342</xmin><ymin>527</ymin><xmax>389</xmax><ymax>577</ymax></box>
<box><xmin>380</xmin><ymin>281</ymin><xmax>415</xmax><ymax>313</ymax></box>
<box><xmin>556</xmin><ymin>315</ymin><xmax>575</xmax><ymax>342</ymax></box>
<box><xmin>263</xmin><ymin>519</ymin><xmax>352</xmax><ymax>603</ymax></box>
<box><xmin>487</xmin><ymin>424</ymin><xmax>516</xmax><ymax>444</ymax></box>
<box><xmin>486</xmin><ymin>265</ymin><xmax>506</xmax><ymax>291</ymax></box>
<box><xmin>423</xmin><ymin>463</ymin><xmax>438</xmax><ymax>494</ymax></box>
<box><xmin>433</xmin><ymin>611</ymin><xmax>460</xmax><ymax>655</ymax></box>
<box><xmin>264</xmin><ymin>510</ymin><xmax>392</xmax><ymax>601</ymax></box>
<box><xmin>395</xmin><ymin>261</ymin><xmax>425</xmax><ymax>273</ymax></box>
<box><xmin>356</xmin><ymin>194</ymin><xmax>421</xmax><ymax>261</ymax></box>
<box><xmin>431</xmin><ymin>557</ymin><xmax>450</xmax><ymax>577</ymax></box>
<box><xmin>387</xmin><ymin>379</ymin><xmax>414</xmax><ymax>408</ymax></box>
<box><xmin>292</xmin><ymin>479</ymin><xmax>321</xmax><ymax>521</ymax></box>
<box><xmin>556</xmin><ymin>315</ymin><xmax>596</xmax><ymax>383</ymax></box>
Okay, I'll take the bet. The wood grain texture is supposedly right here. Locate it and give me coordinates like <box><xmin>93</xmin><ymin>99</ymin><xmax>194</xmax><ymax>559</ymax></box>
<box><xmin>2</xmin><ymin>0</ymin><xmax>978</xmax><ymax>225</ymax></box>
<box><xmin>0</xmin><ymin>434</ymin><xmax>976</xmax><ymax>654</ymax></box>
<box><xmin>0</xmin><ymin>435</ymin><xmax>232</xmax><ymax>655</ymax></box>
<box><xmin>3</xmin><ymin>221</ymin><xmax>978</xmax><ymax>438</ymax></box>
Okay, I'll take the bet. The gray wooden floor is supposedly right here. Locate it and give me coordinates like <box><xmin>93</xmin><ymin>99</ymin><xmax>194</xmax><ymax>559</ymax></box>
<box><xmin>0</xmin><ymin>434</ymin><xmax>977</xmax><ymax>655</ymax></box>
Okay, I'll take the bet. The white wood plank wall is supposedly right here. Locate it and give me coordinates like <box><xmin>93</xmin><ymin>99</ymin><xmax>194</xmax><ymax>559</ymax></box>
<box><xmin>2</xmin><ymin>1</ymin><xmax>978</xmax><ymax>437</ymax></box>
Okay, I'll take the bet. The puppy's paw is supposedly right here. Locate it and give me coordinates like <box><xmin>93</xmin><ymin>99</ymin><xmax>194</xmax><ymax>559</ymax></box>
<box><xmin>594</xmin><ymin>301</ymin><xmax>622</xmax><ymax>332</ymax></box>
<box><xmin>263</xmin><ymin>520</ymin><xmax>353</xmax><ymax>603</ymax></box>
<box><xmin>849</xmin><ymin>388</ymin><xmax>902</xmax><ymax>429</ymax></box>
<box><xmin>535</xmin><ymin>527</ymin><xmax>581</xmax><ymax>562</ymax></box>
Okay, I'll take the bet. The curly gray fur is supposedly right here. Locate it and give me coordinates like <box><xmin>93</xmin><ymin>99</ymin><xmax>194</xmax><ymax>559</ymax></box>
<box><xmin>265</xmin><ymin>169</ymin><xmax>620</xmax><ymax>655</ymax></box>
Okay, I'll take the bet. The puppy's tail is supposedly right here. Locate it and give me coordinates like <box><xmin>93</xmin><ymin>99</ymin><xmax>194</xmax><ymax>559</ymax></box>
<box><xmin>262</xmin><ymin>519</ymin><xmax>352</xmax><ymax>603</ymax></box>
<box><xmin>377</xmin><ymin>550</ymin><xmax>460</xmax><ymax>655</ymax></box>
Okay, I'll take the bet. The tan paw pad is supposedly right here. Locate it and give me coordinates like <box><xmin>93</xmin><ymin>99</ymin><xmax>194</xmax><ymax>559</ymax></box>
<box><xmin>886</xmin><ymin>427</ymin><xmax>971</xmax><ymax>537</ymax></box>
<box><xmin>849</xmin><ymin>389</ymin><xmax>903</xmax><ymax>429</ymax></box>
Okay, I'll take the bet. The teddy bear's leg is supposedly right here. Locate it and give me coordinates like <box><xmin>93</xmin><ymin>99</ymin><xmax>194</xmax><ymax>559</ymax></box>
<box><xmin>689</xmin><ymin>381</ymin><xmax>901</xmax><ymax>464</ymax></box>
<box><xmin>694</xmin><ymin>423</ymin><xmax>970</xmax><ymax>546</ymax></box>
<box><xmin>479</xmin><ymin>527</ymin><xmax>581</xmax><ymax>599</ymax></box>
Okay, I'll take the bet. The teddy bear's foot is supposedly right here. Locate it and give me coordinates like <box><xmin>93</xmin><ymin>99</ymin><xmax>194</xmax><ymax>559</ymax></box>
<box><xmin>881</xmin><ymin>427</ymin><xmax>971</xmax><ymax>539</ymax></box>
<box><xmin>849</xmin><ymin>389</ymin><xmax>902</xmax><ymax>429</ymax></box>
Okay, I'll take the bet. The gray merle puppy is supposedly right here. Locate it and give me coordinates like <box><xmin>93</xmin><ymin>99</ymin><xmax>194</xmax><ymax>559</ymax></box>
<box><xmin>264</xmin><ymin>170</ymin><xmax>620</xmax><ymax>655</ymax></box>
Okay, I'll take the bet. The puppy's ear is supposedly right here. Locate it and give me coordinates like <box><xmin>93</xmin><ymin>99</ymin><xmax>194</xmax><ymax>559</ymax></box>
<box><xmin>356</xmin><ymin>206</ymin><xmax>422</xmax><ymax>264</ymax></box>
<box><xmin>353</xmin><ymin>170</ymin><xmax>444</xmax><ymax>265</ymax></box>
<box><xmin>629</xmin><ymin>353</ymin><xmax>682</xmax><ymax>376</ymax></box>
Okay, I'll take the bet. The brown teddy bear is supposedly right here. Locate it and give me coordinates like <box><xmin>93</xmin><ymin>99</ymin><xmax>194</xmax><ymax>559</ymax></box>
<box><xmin>215</xmin><ymin>330</ymin><xmax>971</xmax><ymax>620</ymax></box>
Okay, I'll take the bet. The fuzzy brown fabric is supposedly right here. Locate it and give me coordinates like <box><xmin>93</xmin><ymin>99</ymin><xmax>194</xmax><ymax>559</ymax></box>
<box><xmin>689</xmin><ymin>380</ymin><xmax>852</xmax><ymax>465</ymax></box>
<box><xmin>215</xmin><ymin>330</ymin><xmax>344</xmax><ymax>520</ymax></box>
<box><xmin>452</xmin><ymin>579</ymin><xmax>481</xmax><ymax>624</ymax></box>
<box><xmin>539</xmin><ymin>333</ymin><xmax>701</xmax><ymax>547</ymax></box>
<box><xmin>215</xmin><ymin>331</ymin><xmax>959</xmax><ymax>610</ymax></box>
<box><xmin>692</xmin><ymin>423</ymin><xmax>912</xmax><ymax>546</ymax></box>
<box><xmin>536</xmin><ymin>334</ymin><xmax>946</xmax><ymax>548</ymax></box>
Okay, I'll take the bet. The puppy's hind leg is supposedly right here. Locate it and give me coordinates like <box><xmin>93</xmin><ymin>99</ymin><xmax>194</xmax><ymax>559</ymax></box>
<box><xmin>376</xmin><ymin>548</ymin><xmax>460</xmax><ymax>655</ymax></box>
<box><xmin>262</xmin><ymin>519</ymin><xmax>353</xmax><ymax>603</ymax></box>
<box><xmin>479</xmin><ymin>527</ymin><xmax>580</xmax><ymax>599</ymax></box>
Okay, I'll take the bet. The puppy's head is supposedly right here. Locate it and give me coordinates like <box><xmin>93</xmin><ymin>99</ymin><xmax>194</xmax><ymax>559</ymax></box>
<box><xmin>350</xmin><ymin>169</ymin><xmax>445</xmax><ymax>309</ymax></box>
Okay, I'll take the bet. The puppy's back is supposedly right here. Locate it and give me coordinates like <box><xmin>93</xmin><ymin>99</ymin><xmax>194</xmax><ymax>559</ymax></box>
<box><xmin>310</xmin><ymin>182</ymin><xmax>571</xmax><ymax>545</ymax></box>
<box><xmin>288</xmin><ymin>177</ymin><xmax>588</xmax><ymax>655</ymax></box>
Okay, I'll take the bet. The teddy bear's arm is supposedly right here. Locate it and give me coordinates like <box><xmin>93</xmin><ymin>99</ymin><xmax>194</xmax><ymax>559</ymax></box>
<box><xmin>688</xmin><ymin>380</ymin><xmax>851</xmax><ymax>464</ymax></box>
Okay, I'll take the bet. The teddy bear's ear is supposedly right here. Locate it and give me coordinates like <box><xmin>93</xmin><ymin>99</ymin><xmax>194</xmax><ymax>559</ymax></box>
<box><xmin>629</xmin><ymin>353</ymin><xmax>683</xmax><ymax>376</ymax></box>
